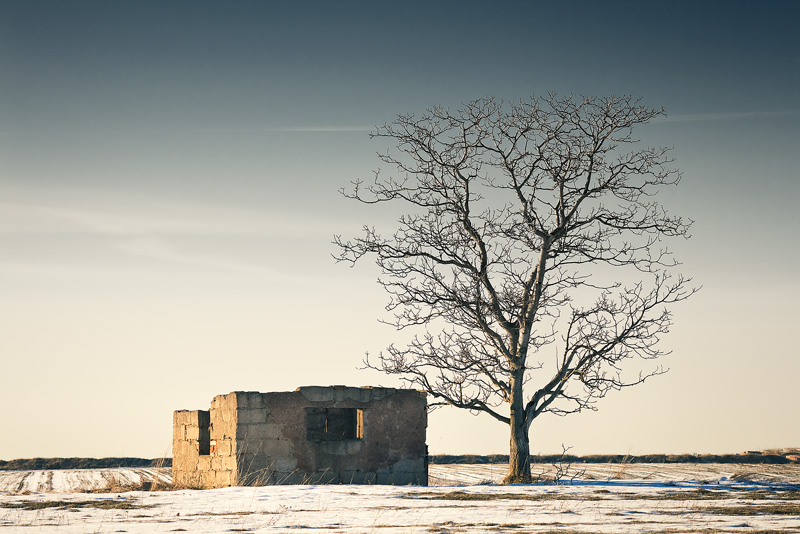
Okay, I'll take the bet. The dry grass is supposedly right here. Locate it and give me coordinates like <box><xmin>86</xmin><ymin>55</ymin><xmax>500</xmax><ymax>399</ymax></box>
<box><xmin>688</xmin><ymin>502</ymin><xmax>800</xmax><ymax>516</ymax></box>
<box><xmin>406</xmin><ymin>490</ymin><xmax>602</xmax><ymax>501</ymax></box>
<box><xmin>1</xmin><ymin>498</ymin><xmax>155</xmax><ymax>510</ymax></box>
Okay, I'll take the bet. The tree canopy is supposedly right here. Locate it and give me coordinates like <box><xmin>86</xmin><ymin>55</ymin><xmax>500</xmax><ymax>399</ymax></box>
<box><xmin>335</xmin><ymin>94</ymin><xmax>696</xmax><ymax>482</ymax></box>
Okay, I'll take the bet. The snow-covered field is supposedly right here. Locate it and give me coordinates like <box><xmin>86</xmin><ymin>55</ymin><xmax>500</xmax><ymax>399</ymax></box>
<box><xmin>2</xmin><ymin>464</ymin><xmax>799</xmax><ymax>533</ymax></box>
<box><xmin>0</xmin><ymin>468</ymin><xmax>171</xmax><ymax>495</ymax></box>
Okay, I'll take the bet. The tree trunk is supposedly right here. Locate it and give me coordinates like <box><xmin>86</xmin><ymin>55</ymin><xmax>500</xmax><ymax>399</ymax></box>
<box><xmin>503</xmin><ymin>373</ymin><xmax>531</xmax><ymax>484</ymax></box>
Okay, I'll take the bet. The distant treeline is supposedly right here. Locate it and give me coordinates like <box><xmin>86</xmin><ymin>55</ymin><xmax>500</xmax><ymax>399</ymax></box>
<box><xmin>430</xmin><ymin>453</ymin><xmax>797</xmax><ymax>465</ymax></box>
<box><xmin>2</xmin><ymin>453</ymin><xmax>796</xmax><ymax>471</ymax></box>
<box><xmin>0</xmin><ymin>457</ymin><xmax>173</xmax><ymax>471</ymax></box>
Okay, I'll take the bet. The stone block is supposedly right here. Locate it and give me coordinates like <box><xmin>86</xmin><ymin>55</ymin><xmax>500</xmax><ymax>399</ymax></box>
<box><xmin>215</xmin><ymin>392</ymin><xmax>237</xmax><ymax>407</ymax></box>
<box><xmin>298</xmin><ymin>386</ymin><xmax>335</xmax><ymax>402</ymax></box>
<box><xmin>231</xmin><ymin>392</ymin><xmax>248</xmax><ymax>409</ymax></box>
<box><xmin>173</xmin><ymin>424</ymin><xmax>185</xmax><ymax>442</ymax></box>
<box><xmin>172</xmin><ymin>472</ymin><xmax>189</xmax><ymax>487</ymax></box>
<box><xmin>341</xmin><ymin>387</ymin><xmax>372</xmax><ymax>403</ymax></box>
<box><xmin>259</xmin><ymin>438</ymin><xmax>293</xmax><ymax>457</ymax></box>
<box><xmin>237</xmin><ymin>408</ymin><xmax>268</xmax><ymax>425</ymax></box>
<box><xmin>235</xmin><ymin>391</ymin><xmax>264</xmax><ymax>409</ymax></box>
<box><xmin>232</xmin><ymin>439</ymin><xmax>257</xmax><ymax>457</ymax></box>
<box><xmin>172</xmin><ymin>456</ymin><xmax>196</xmax><ymax>473</ymax></box>
<box><xmin>272</xmin><ymin>456</ymin><xmax>298</xmax><ymax>472</ymax></box>
<box><xmin>173</xmin><ymin>410</ymin><xmax>197</xmax><ymax>426</ymax></box>
<box><xmin>317</xmin><ymin>440</ymin><xmax>348</xmax><ymax>455</ymax></box>
<box><xmin>211</xmin><ymin>456</ymin><xmax>223</xmax><ymax>471</ymax></box>
<box><xmin>242</xmin><ymin>423</ymin><xmax>283</xmax><ymax>440</ymax></box>
<box><xmin>369</xmin><ymin>387</ymin><xmax>388</xmax><ymax>400</ymax></box>
<box><xmin>209</xmin><ymin>417</ymin><xmax>234</xmax><ymax>440</ymax></box>
<box><xmin>392</xmin><ymin>457</ymin><xmax>424</xmax><ymax>473</ymax></box>
<box><xmin>346</xmin><ymin>440</ymin><xmax>363</xmax><ymax>455</ymax></box>
<box><xmin>217</xmin><ymin>439</ymin><xmax>232</xmax><ymax>457</ymax></box>
<box><xmin>220</xmin><ymin>406</ymin><xmax>233</xmax><ymax>423</ymax></box>
<box><xmin>200</xmin><ymin>470</ymin><xmax>216</xmax><ymax>489</ymax></box>
<box><xmin>222</xmin><ymin>455</ymin><xmax>238</xmax><ymax>471</ymax></box>
<box><xmin>197</xmin><ymin>455</ymin><xmax>212</xmax><ymax>472</ymax></box>
<box><xmin>248</xmin><ymin>393</ymin><xmax>264</xmax><ymax>409</ymax></box>
<box><xmin>212</xmin><ymin>395</ymin><xmax>238</xmax><ymax>422</ymax></box>
<box><xmin>215</xmin><ymin>470</ymin><xmax>234</xmax><ymax>487</ymax></box>
<box><xmin>239</xmin><ymin>454</ymin><xmax>271</xmax><ymax>476</ymax></box>
<box><xmin>173</xmin><ymin>440</ymin><xmax>198</xmax><ymax>459</ymax></box>
<box><xmin>185</xmin><ymin>426</ymin><xmax>200</xmax><ymax>441</ymax></box>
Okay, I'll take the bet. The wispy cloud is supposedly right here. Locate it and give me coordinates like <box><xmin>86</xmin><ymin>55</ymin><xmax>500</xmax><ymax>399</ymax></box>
<box><xmin>0</xmin><ymin>197</ymin><xmax>328</xmax><ymax>238</ymax></box>
<box><xmin>0</xmin><ymin>188</ymin><xmax>335</xmax><ymax>280</ymax></box>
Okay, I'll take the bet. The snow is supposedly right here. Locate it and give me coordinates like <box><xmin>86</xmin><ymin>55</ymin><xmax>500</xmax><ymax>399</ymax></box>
<box><xmin>1</xmin><ymin>464</ymin><xmax>799</xmax><ymax>533</ymax></box>
<box><xmin>0</xmin><ymin>468</ymin><xmax>171</xmax><ymax>494</ymax></box>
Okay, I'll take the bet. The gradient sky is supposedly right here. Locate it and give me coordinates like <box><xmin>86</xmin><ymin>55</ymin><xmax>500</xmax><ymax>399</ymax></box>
<box><xmin>1</xmin><ymin>1</ymin><xmax>798</xmax><ymax>460</ymax></box>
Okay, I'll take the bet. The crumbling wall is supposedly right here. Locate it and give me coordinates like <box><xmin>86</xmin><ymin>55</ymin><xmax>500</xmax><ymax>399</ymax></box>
<box><xmin>289</xmin><ymin>386</ymin><xmax>427</xmax><ymax>485</ymax></box>
<box><xmin>173</xmin><ymin>386</ymin><xmax>427</xmax><ymax>488</ymax></box>
<box><xmin>172</xmin><ymin>409</ymin><xmax>210</xmax><ymax>487</ymax></box>
<box><xmin>228</xmin><ymin>391</ymin><xmax>298</xmax><ymax>484</ymax></box>
<box><xmin>206</xmin><ymin>393</ymin><xmax>240</xmax><ymax>487</ymax></box>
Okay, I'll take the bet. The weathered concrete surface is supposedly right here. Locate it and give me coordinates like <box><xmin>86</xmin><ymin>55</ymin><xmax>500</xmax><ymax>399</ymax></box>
<box><xmin>172</xmin><ymin>386</ymin><xmax>427</xmax><ymax>488</ymax></box>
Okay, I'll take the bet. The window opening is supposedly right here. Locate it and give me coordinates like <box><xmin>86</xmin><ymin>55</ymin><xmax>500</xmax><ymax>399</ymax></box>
<box><xmin>306</xmin><ymin>407</ymin><xmax>363</xmax><ymax>441</ymax></box>
<box><xmin>198</xmin><ymin>416</ymin><xmax>211</xmax><ymax>455</ymax></box>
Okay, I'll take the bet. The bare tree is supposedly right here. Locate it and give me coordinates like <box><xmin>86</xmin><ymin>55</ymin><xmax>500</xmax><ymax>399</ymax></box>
<box><xmin>335</xmin><ymin>94</ymin><xmax>696</xmax><ymax>483</ymax></box>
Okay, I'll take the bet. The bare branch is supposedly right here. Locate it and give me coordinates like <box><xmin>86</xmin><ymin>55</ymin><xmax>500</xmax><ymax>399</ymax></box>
<box><xmin>335</xmin><ymin>93</ymin><xmax>696</xmax><ymax>484</ymax></box>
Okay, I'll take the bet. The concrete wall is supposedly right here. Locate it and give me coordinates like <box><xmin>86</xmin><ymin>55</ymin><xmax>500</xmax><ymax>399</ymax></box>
<box><xmin>173</xmin><ymin>386</ymin><xmax>427</xmax><ymax>488</ymax></box>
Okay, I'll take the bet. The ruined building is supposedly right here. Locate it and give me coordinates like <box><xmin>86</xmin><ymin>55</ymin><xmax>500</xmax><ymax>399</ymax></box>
<box><xmin>173</xmin><ymin>386</ymin><xmax>427</xmax><ymax>487</ymax></box>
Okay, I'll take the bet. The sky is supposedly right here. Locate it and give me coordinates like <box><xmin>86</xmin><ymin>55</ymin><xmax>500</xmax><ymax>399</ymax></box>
<box><xmin>0</xmin><ymin>0</ymin><xmax>798</xmax><ymax>460</ymax></box>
